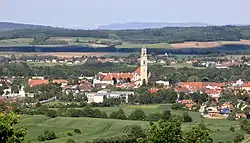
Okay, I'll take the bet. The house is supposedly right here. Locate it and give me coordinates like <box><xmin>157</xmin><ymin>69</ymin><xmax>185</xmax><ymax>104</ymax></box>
<box><xmin>148</xmin><ymin>88</ymin><xmax>159</xmax><ymax>93</ymax></box>
<box><xmin>178</xmin><ymin>99</ymin><xmax>194</xmax><ymax>109</ymax></box>
<box><xmin>28</xmin><ymin>79</ymin><xmax>68</xmax><ymax>87</ymax></box>
<box><xmin>63</xmin><ymin>80</ymin><xmax>93</xmax><ymax>94</ymax></box>
<box><xmin>206</xmin><ymin>106</ymin><xmax>220</xmax><ymax>116</ymax></box>
<box><xmin>156</xmin><ymin>80</ymin><xmax>170</xmax><ymax>86</ymax></box>
<box><xmin>2</xmin><ymin>86</ymin><xmax>34</xmax><ymax>98</ymax></box>
<box><xmin>85</xmin><ymin>90</ymin><xmax>134</xmax><ymax>103</ymax></box>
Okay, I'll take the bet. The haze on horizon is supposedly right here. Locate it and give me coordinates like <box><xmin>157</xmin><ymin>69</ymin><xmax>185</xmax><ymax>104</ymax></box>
<box><xmin>1</xmin><ymin>0</ymin><xmax>250</xmax><ymax>29</ymax></box>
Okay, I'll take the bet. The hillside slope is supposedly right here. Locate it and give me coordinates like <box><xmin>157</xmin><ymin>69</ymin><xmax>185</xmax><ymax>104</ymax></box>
<box><xmin>97</xmin><ymin>22</ymin><xmax>209</xmax><ymax>30</ymax></box>
<box><xmin>0</xmin><ymin>22</ymin><xmax>51</xmax><ymax>30</ymax></box>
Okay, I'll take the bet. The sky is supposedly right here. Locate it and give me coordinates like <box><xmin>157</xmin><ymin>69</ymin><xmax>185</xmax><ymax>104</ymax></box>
<box><xmin>1</xmin><ymin>0</ymin><xmax>250</xmax><ymax>29</ymax></box>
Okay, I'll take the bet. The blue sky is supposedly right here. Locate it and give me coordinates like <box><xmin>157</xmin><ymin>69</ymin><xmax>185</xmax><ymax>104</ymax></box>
<box><xmin>1</xmin><ymin>0</ymin><xmax>249</xmax><ymax>29</ymax></box>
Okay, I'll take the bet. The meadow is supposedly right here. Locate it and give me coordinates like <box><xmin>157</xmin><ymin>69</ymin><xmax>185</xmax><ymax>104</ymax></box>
<box><xmin>3</xmin><ymin>37</ymin><xmax>250</xmax><ymax>49</ymax></box>
<box><xmin>18</xmin><ymin>104</ymin><xmax>246</xmax><ymax>143</ymax></box>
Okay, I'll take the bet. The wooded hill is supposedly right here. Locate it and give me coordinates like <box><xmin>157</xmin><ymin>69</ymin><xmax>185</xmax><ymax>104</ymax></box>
<box><xmin>1</xmin><ymin>24</ymin><xmax>250</xmax><ymax>44</ymax></box>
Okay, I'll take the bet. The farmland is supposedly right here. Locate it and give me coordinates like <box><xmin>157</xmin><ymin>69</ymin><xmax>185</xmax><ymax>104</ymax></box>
<box><xmin>2</xmin><ymin>37</ymin><xmax>250</xmax><ymax>49</ymax></box>
<box><xmin>18</xmin><ymin>104</ymin><xmax>245</xmax><ymax>143</ymax></box>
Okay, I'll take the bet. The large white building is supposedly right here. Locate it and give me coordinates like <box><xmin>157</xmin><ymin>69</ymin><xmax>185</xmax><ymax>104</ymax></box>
<box><xmin>85</xmin><ymin>90</ymin><xmax>134</xmax><ymax>103</ymax></box>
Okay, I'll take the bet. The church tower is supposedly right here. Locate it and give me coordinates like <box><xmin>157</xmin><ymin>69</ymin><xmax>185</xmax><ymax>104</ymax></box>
<box><xmin>140</xmin><ymin>45</ymin><xmax>148</xmax><ymax>85</ymax></box>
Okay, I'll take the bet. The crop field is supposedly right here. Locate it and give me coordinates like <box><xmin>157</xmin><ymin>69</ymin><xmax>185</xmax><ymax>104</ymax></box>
<box><xmin>18</xmin><ymin>115</ymin><xmax>149</xmax><ymax>143</ymax></box>
<box><xmin>2</xmin><ymin>38</ymin><xmax>250</xmax><ymax>49</ymax></box>
<box><xmin>18</xmin><ymin>104</ymin><xmax>245</xmax><ymax>143</ymax></box>
<box><xmin>0</xmin><ymin>38</ymin><xmax>33</xmax><ymax>46</ymax></box>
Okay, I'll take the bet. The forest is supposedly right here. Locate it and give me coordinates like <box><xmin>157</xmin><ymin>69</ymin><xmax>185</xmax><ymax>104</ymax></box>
<box><xmin>1</xmin><ymin>25</ymin><xmax>250</xmax><ymax>44</ymax></box>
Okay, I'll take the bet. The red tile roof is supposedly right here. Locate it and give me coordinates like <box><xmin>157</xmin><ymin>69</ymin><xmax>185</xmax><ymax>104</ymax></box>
<box><xmin>101</xmin><ymin>73</ymin><xmax>134</xmax><ymax>81</ymax></box>
<box><xmin>135</xmin><ymin>67</ymin><xmax>141</xmax><ymax>75</ymax></box>
<box><xmin>149</xmin><ymin>88</ymin><xmax>159</xmax><ymax>93</ymax></box>
<box><xmin>28</xmin><ymin>79</ymin><xmax>68</xmax><ymax>87</ymax></box>
<box><xmin>98</xmin><ymin>67</ymin><xmax>140</xmax><ymax>82</ymax></box>
<box><xmin>205</xmin><ymin>89</ymin><xmax>222</xmax><ymax>95</ymax></box>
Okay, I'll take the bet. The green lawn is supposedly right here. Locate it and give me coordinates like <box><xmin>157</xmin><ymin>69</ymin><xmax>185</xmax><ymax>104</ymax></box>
<box><xmin>18</xmin><ymin>115</ymin><xmax>149</xmax><ymax>143</ymax></box>
<box><xmin>0</xmin><ymin>38</ymin><xmax>33</xmax><ymax>46</ymax></box>
<box><xmin>22</xmin><ymin>104</ymin><xmax>244</xmax><ymax>142</ymax></box>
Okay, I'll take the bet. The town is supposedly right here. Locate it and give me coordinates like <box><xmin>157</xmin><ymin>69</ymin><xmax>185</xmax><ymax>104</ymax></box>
<box><xmin>2</xmin><ymin>1</ymin><xmax>250</xmax><ymax>142</ymax></box>
<box><xmin>1</xmin><ymin>47</ymin><xmax>250</xmax><ymax>121</ymax></box>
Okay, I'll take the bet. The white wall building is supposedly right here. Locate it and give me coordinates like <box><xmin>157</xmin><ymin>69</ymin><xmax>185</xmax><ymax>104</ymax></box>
<box><xmin>85</xmin><ymin>90</ymin><xmax>134</xmax><ymax>103</ymax></box>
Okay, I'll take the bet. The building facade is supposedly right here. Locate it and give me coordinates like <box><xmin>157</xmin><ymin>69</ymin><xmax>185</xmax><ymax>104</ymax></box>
<box><xmin>93</xmin><ymin>46</ymin><xmax>149</xmax><ymax>87</ymax></box>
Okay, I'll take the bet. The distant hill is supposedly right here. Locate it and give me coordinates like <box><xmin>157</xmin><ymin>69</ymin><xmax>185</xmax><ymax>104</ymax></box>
<box><xmin>97</xmin><ymin>22</ymin><xmax>210</xmax><ymax>30</ymax></box>
<box><xmin>0</xmin><ymin>22</ymin><xmax>52</xmax><ymax>31</ymax></box>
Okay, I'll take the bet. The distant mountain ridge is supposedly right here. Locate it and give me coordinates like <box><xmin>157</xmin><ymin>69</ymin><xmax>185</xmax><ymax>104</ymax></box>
<box><xmin>97</xmin><ymin>22</ymin><xmax>210</xmax><ymax>30</ymax></box>
<box><xmin>0</xmin><ymin>22</ymin><xmax>52</xmax><ymax>31</ymax></box>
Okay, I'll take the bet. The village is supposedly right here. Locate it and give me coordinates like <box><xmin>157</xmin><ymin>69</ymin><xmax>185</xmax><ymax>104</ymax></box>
<box><xmin>0</xmin><ymin>47</ymin><xmax>250</xmax><ymax>122</ymax></box>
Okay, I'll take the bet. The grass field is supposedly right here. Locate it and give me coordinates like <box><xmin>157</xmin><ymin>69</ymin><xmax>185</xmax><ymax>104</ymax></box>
<box><xmin>22</xmin><ymin>104</ymin><xmax>245</xmax><ymax>143</ymax></box>
<box><xmin>2</xmin><ymin>38</ymin><xmax>250</xmax><ymax>49</ymax></box>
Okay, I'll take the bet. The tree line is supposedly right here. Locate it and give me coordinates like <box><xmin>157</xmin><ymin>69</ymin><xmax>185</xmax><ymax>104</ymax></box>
<box><xmin>1</xmin><ymin>25</ymin><xmax>250</xmax><ymax>44</ymax></box>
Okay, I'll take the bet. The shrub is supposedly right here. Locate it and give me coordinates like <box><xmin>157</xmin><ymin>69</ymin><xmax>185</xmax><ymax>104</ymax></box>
<box><xmin>230</xmin><ymin>127</ymin><xmax>235</xmax><ymax>132</ymax></box>
<box><xmin>110</xmin><ymin>109</ymin><xmax>127</xmax><ymax>120</ymax></box>
<box><xmin>74</xmin><ymin>128</ymin><xmax>81</xmax><ymax>134</ymax></box>
<box><xmin>37</xmin><ymin>135</ymin><xmax>45</xmax><ymax>141</ymax></box>
<box><xmin>162</xmin><ymin>110</ymin><xmax>172</xmax><ymax>120</ymax></box>
<box><xmin>183</xmin><ymin>112</ymin><xmax>193</xmax><ymax>123</ymax></box>
<box><xmin>128</xmin><ymin>109</ymin><xmax>146</xmax><ymax>121</ymax></box>
<box><xmin>147</xmin><ymin>113</ymin><xmax>162</xmax><ymax>122</ymax></box>
<box><xmin>44</xmin><ymin>130</ymin><xmax>56</xmax><ymax>140</ymax></box>
<box><xmin>233</xmin><ymin>133</ymin><xmax>244</xmax><ymax>143</ymax></box>
<box><xmin>46</xmin><ymin>110</ymin><xmax>58</xmax><ymax>118</ymax></box>
<box><xmin>66</xmin><ymin>139</ymin><xmax>76</xmax><ymax>143</ymax></box>
<box><xmin>67</xmin><ymin>132</ymin><xmax>73</xmax><ymax>136</ymax></box>
<box><xmin>171</xmin><ymin>103</ymin><xmax>185</xmax><ymax>110</ymax></box>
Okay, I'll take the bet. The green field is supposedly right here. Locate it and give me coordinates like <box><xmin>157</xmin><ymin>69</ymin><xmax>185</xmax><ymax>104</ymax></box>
<box><xmin>0</xmin><ymin>38</ymin><xmax>33</xmax><ymax>46</ymax></box>
<box><xmin>18</xmin><ymin>104</ymin><xmax>246</xmax><ymax>143</ymax></box>
<box><xmin>0</xmin><ymin>37</ymin><xmax>173</xmax><ymax>48</ymax></box>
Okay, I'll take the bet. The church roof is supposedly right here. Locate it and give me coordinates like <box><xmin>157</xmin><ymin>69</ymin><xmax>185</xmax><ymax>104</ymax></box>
<box><xmin>135</xmin><ymin>67</ymin><xmax>141</xmax><ymax>75</ymax></box>
<box><xmin>101</xmin><ymin>73</ymin><xmax>134</xmax><ymax>81</ymax></box>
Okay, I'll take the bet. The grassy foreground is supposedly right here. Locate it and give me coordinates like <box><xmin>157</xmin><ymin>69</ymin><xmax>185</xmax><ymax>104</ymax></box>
<box><xmin>17</xmin><ymin>104</ymin><xmax>244</xmax><ymax>143</ymax></box>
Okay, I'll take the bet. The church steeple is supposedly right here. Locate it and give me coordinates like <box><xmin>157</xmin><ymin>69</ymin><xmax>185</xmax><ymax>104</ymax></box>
<box><xmin>140</xmin><ymin>45</ymin><xmax>148</xmax><ymax>85</ymax></box>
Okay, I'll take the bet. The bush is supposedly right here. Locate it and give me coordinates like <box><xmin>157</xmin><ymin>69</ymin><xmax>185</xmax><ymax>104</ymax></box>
<box><xmin>44</xmin><ymin>130</ymin><xmax>56</xmax><ymax>140</ymax></box>
<box><xmin>67</xmin><ymin>132</ymin><xmax>73</xmax><ymax>136</ymax></box>
<box><xmin>233</xmin><ymin>133</ymin><xmax>244</xmax><ymax>143</ymax></box>
<box><xmin>74</xmin><ymin>128</ymin><xmax>81</xmax><ymax>134</ymax></box>
<box><xmin>110</xmin><ymin>109</ymin><xmax>127</xmax><ymax>120</ymax></box>
<box><xmin>230</xmin><ymin>127</ymin><xmax>235</xmax><ymax>132</ymax></box>
<box><xmin>162</xmin><ymin>110</ymin><xmax>171</xmax><ymax>120</ymax></box>
<box><xmin>37</xmin><ymin>135</ymin><xmax>45</xmax><ymax>141</ymax></box>
<box><xmin>46</xmin><ymin>110</ymin><xmax>58</xmax><ymax>118</ymax></box>
<box><xmin>128</xmin><ymin>109</ymin><xmax>147</xmax><ymax>121</ymax></box>
<box><xmin>66</xmin><ymin>139</ymin><xmax>76</xmax><ymax>143</ymax></box>
<box><xmin>171</xmin><ymin>103</ymin><xmax>185</xmax><ymax>110</ymax></box>
<box><xmin>183</xmin><ymin>112</ymin><xmax>193</xmax><ymax>123</ymax></box>
<box><xmin>147</xmin><ymin>113</ymin><xmax>162</xmax><ymax>122</ymax></box>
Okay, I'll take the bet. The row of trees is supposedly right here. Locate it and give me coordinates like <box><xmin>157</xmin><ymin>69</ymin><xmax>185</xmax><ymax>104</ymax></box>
<box><xmin>0</xmin><ymin>61</ymin><xmax>134</xmax><ymax>77</ymax></box>
<box><xmin>22</xmin><ymin>104</ymin><xmax>194</xmax><ymax>123</ymax></box>
<box><xmin>2</xmin><ymin>61</ymin><xmax>250</xmax><ymax>83</ymax></box>
<box><xmin>2</xmin><ymin>25</ymin><xmax>250</xmax><ymax>44</ymax></box>
<box><xmin>150</xmin><ymin>64</ymin><xmax>250</xmax><ymax>83</ymax></box>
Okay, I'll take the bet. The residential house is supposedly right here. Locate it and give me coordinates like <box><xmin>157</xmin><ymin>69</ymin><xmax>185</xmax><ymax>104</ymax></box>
<box><xmin>28</xmin><ymin>79</ymin><xmax>68</xmax><ymax>87</ymax></box>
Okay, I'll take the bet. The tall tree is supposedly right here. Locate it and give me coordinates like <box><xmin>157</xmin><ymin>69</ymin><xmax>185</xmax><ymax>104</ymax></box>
<box><xmin>0</xmin><ymin>112</ymin><xmax>27</xmax><ymax>143</ymax></box>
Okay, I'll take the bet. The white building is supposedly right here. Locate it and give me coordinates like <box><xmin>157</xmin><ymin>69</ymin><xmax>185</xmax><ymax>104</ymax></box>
<box><xmin>85</xmin><ymin>90</ymin><xmax>134</xmax><ymax>103</ymax></box>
